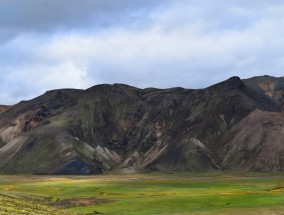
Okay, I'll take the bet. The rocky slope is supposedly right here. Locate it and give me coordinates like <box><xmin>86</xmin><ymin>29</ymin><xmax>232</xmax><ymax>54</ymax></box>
<box><xmin>0</xmin><ymin>75</ymin><xmax>283</xmax><ymax>174</ymax></box>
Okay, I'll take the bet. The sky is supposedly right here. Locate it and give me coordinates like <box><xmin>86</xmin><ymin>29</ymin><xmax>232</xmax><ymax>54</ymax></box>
<box><xmin>1</xmin><ymin>0</ymin><xmax>284</xmax><ymax>104</ymax></box>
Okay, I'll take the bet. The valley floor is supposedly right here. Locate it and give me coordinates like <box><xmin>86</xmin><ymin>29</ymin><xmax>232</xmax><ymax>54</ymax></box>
<box><xmin>0</xmin><ymin>173</ymin><xmax>284</xmax><ymax>214</ymax></box>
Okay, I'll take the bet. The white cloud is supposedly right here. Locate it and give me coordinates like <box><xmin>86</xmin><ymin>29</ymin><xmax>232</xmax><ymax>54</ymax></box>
<box><xmin>32</xmin><ymin>61</ymin><xmax>91</xmax><ymax>89</ymax></box>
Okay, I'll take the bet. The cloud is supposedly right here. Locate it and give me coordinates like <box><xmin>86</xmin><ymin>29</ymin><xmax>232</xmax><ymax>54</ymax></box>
<box><xmin>0</xmin><ymin>0</ymin><xmax>167</xmax><ymax>42</ymax></box>
<box><xmin>38</xmin><ymin>2</ymin><xmax>284</xmax><ymax>86</ymax></box>
<box><xmin>0</xmin><ymin>60</ymin><xmax>90</xmax><ymax>104</ymax></box>
<box><xmin>1</xmin><ymin>0</ymin><xmax>284</xmax><ymax>104</ymax></box>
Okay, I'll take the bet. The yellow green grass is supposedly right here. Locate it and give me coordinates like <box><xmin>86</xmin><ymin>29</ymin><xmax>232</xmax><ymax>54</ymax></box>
<box><xmin>0</xmin><ymin>173</ymin><xmax>284</xmax><ymax>214</ymax></box>
<box><xmin>0</xmin><ymin>192</ymin><xmax>76</xmax><ymax>214</ymax></box>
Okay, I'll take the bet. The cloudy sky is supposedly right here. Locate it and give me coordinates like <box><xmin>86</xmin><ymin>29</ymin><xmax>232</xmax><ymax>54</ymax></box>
<box><xmin>1</xmin><ymin>0</ymin><xmax>284</xmax><ymax>104</ymax></box>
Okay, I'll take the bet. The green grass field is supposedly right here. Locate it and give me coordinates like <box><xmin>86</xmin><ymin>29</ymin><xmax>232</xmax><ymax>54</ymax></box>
<box><xmin>0</xmin><ymin>173</ymin><xmax>284</xmax><ymax>214</ymax></box>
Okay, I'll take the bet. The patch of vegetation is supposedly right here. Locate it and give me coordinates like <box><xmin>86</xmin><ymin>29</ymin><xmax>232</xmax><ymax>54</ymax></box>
<box><xmin>0</xmin><ymin>174</ymin><xmax>284</xmax><ymax>214</ymax></box>
<box><xmin>0</xmin><ymin>193</ymin><xmax>76</xmax><ymax>214</ymax></box>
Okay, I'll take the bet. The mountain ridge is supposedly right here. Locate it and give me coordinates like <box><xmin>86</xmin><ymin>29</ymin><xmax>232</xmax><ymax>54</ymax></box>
<box><xmin>1</xmin><ymin>75</ymin><xmax>284</xmax><ymax>174</ymax></box>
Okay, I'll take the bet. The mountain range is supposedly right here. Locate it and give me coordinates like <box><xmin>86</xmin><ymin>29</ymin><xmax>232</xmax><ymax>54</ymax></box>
<box><xmin>0</xmin><ymin>75</ymin><xmax>284</xmax><ymax>174</ymax></box>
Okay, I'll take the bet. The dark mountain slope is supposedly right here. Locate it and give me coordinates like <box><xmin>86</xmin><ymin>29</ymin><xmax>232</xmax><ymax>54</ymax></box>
<box><xmin>0</xmin><ymin>76</ymin><xmax>283</xmax><ymax>174</ymax></box>
<box><xmin>221</xmin><ymin>109</ymin><xmax>284</xmax><ymax>172</ymax></box>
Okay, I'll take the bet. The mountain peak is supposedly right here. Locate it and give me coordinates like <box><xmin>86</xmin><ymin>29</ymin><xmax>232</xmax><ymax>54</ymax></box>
<box><xmin>211</xmin><ymin>76</ymin><xmax>244</xmax><ymax>91</ymax></box>
<box><xmin>225</xmin><ymin>76</ymin><xmax>242</xmax><ymax>85</ymax></box>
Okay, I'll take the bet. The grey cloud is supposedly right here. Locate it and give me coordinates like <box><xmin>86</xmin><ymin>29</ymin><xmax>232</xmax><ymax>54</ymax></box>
<box><xmin>0</xmin><ymin>0</ymin><xmax>168</xmax><ymax>41</ymax></box>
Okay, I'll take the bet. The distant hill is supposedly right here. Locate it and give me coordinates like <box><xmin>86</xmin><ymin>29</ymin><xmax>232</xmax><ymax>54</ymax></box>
<box><xmin>1</xmin><ymin>75</ymin><xmax>284</xmax><ymax>174</ymax></box>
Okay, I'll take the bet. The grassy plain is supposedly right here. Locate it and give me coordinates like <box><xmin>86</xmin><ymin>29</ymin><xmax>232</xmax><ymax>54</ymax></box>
<box><xmin>0</xmin><ymin>173</ymin><xmax>284</xmax><ymax>214</ymax></box>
